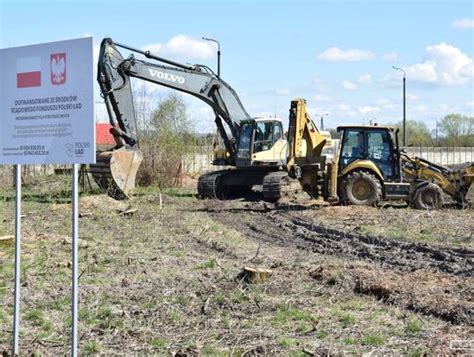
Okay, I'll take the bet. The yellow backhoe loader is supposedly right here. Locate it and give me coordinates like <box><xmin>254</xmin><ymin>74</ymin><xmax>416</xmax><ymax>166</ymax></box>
<box><xmin>322</xmin><ymin>125</ymin><xmax>474</xmax><ymax>208</ymax></box>
<box><xmin>271</xmin><ymin>99</ymin><xmax>473</xmax><ymax>209</ymax></box>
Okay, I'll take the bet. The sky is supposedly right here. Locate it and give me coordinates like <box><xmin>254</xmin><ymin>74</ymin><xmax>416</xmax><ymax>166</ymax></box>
<box><xmin>1</xmin><ymin>0</ymin><xmax>473</xmax><ymax>133</ymax></box>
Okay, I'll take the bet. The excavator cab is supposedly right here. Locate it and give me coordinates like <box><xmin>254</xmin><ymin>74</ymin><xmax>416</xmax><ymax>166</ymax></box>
<box><xmin>235</xmin><ymin>118</ymin><xmax>287</xmax><ymax>168</ymax></box>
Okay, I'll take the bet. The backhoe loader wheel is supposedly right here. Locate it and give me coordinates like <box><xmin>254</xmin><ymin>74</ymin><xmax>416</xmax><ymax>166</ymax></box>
<box><xmin>413</xmin><ymin>183</ymin><xmax>444</xmax><ymax>210</ymax></box>
<box><xmin>340</xmin><ymin>171</ymin><xmax>382</xmax><ymax>206</ymax></box>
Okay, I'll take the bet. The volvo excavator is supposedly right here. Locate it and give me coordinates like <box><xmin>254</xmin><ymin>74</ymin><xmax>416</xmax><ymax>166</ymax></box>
<box><xmin>91</xmin><ymin>38</ymin><xmax>325</xmax><ymax>201</ymax></box>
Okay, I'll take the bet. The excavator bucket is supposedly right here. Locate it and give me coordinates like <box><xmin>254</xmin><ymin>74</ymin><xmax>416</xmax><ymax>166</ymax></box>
<box><xmin>89</xmin><ymin>147</ymin><xmax>143</xmax><ymax>200</ymax></box>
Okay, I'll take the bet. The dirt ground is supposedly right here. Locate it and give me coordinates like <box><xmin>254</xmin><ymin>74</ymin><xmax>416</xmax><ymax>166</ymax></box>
<box><xmin>0</xmin><ymin>177</ymin><xmax>473</xmax><ymax>355</ymax></box>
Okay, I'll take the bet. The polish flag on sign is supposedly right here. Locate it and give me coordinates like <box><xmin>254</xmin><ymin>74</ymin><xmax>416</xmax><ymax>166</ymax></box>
<box><xmin>17</xmin><ymin>56</ymin><xmax>42</xmax><ymax>88</ymax></box>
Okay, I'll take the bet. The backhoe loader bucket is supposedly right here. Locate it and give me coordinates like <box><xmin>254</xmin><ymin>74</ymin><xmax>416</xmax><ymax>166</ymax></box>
<box><xmin>89</xmin><ymin>147</ymin><xmax>143</xmax><ymax>200</ymax></box>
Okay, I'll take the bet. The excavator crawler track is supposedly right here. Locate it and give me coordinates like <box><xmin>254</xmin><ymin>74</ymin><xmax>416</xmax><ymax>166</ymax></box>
<box><xmin>262</xmin><ymin>171</ymin><xmax>299</xmax><ymax>202</ymax></box>
<box><xmin>197</xmin><ymin>170</ymin><xmax>229</xmax><ymax>199</ymax></box>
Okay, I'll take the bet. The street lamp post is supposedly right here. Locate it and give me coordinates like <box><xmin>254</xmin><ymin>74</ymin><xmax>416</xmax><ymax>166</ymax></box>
<box><xmin>392</xmin><ymin>66</ymin><xmax>406</xmax><ymax>146</ymax></box>
<box><xmin>318</xmin><ymin>113</ymin><xmax>329</xmax><ymax>130</ymax></box>
<box><xmin>202</xmin><ymin>37</ymin><xmax>221</xmax><ymax>78</ymax></box>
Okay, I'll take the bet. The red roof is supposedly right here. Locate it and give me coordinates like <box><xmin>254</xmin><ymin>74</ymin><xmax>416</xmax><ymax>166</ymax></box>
<box><xmin>96</xmin><ymin>123</ymin><xmax>115</xmax><ymax>145</ymax></box>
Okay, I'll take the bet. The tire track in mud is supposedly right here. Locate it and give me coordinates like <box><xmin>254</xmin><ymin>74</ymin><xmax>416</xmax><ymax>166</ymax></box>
<box><xmin>203</xmin><ymin>203</ymin><xmax>473</xmax><ymax>277</ymax></box>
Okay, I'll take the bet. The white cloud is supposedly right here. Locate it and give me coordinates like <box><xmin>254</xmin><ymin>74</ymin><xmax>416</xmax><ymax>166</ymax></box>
<box><xmin>466</xmin><ymin>101</ymin><xmax>474</xmax><ymax>107</ymax></box>
<box><xmin>314</xmin><ymin>94</ymin><xmax>332</xmax><ymax>102</ymax></box>
<box><xmin>382</xmin><ymin>52</ymin><xmax>399</xmax><ymax>61</ymax></box>
<box><xmin>357</xmin><ymin>106</ymin><xmax>380</xmax><ymax>115</ymax></box>
<box><xmin>383</xmin><ymin>42</ymin><xmax>473</xmax><ymax>86</ymax></box>
<box><xmin>357</xmin><ymin>74</ymin><xmax>372</xmax><ymax>84</ymax></box>
<box><xmin>460</xmin><ymin>63</ymin><xmax>474</xmax><ymax>77</ymax></box>
<box><xmin>142</xmin><ymin>35</ymin><xmax>215</xmax><ymax>60</ymax></box>
<box><xmin>317</xmin><ymin>47</ymin><xmax>374</xmax><ymax>62</ymax></box>
<box><xmin>452</xmin><ymin>18</ymin><xmax>474</xmax><ymax>29</ymax></box>
<box><xmin>341</xmin><ymin>80</ymin><xmax>357</xmax><ymax>90</ymax></box>
<box><xmin>406</xmin><ymin>94</ymin><xmax>419</xmax><ymax>101</ymax></box>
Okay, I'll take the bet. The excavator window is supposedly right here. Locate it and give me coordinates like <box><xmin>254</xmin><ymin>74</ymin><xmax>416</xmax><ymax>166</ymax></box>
<box><xmin>237</xmin><ymin>123</ymin><xmax>254</xmax><ymax>159</ymax></box>
<box><xmin>254</xmin><ymin>121</ymin><xmax>277</xmax><ymax>153</ymax></box>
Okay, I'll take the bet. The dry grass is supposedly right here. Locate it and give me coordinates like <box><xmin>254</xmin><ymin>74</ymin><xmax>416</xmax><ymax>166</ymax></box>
<box><xmin>0</xmin><ymin>176</ymin><xmax>472</xmax><ymax>355</ymax></box>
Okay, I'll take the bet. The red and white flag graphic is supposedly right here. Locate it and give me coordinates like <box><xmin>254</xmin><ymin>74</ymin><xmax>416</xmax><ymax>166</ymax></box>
<box><xmin>16</xmin><ymin>57</ymin><xmax>42</xmax><ymax>88</ymax></box>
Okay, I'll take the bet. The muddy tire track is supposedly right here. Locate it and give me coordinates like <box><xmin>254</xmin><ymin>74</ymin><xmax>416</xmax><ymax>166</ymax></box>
<box><xmin>203</xmin><ymin>203</ymin><xmax>473</xmax><ymax>277</ymax></box>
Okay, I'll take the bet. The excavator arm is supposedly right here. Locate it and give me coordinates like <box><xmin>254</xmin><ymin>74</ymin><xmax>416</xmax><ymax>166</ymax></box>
<box><xmin>92</xmin><ymin>38</ymin><xmax>251</xmax><ymax>199</ymax></box>
<box><xmin>98</xmin><ymin>38</ymin><xmax>250</xmax><ymax>159</ymax></box>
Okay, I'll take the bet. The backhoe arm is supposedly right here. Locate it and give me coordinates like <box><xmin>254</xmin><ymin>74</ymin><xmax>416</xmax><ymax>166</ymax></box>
<box><xmin>286</xmin><ymin>98</ymin><xmax>327</xmax><ymax>197</ymax></box>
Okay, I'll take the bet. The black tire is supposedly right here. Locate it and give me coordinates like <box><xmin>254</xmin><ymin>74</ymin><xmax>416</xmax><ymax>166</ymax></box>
<box><xmin>340</xmin><ymin>171</ymin><xmax>382</xmax><ymax>206</ymax></box>
<box><xmin>413</xmin><ymin>183</ymin><xmax>443</xmax><ymax>210</ymax></box>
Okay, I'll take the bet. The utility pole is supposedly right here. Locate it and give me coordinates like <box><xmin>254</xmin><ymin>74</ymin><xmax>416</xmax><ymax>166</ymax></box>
<box><xmin>318</xmin><ymin>113</ymin><xmax>329</xmax><ymax>130</ymax></box>
<box><xmin>435</xmin><ymin>120</ymin><xmax>438</xmax><ymax>146</ymax></box>
<box><xmin>392</xmin><ymin>66</ymin><xmax>406</xmax><ymax>146</ymax></box>
<box><xmin>202</xmin><ymin>37</ymin><xmax>221</xmax><ymax>78</ymax></box>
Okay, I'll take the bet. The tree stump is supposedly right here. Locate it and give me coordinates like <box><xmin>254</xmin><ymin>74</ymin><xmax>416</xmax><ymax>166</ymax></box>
<box><xmin>238</xmin><ymin>266</ymin><xmax>272</xmax><ymax>284</ymax></box>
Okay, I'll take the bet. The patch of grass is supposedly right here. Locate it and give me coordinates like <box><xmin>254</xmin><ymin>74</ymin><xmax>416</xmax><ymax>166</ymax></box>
<box><xmin>339</xmin><ymin>298</ymin><xmax>366</xmax><ymax>311</ymax></box>
<box><xmin>212</xmin><ymin>293</ymin><xmax>226</xmax><ymax>304</ymax></box>
<box><xmin>149</xmin><ymin>336</ymin><xmax>166</xmax><ymax>349</ymax></box>
<box><xmin>219</xmin><ymin>315</ymin><xmax>231</xmax><ymax>328</ymax></box>
<box><xmin>342</xmin><ymin>337</ymin><xmax>356</xmax><ymax>345</ymax></box>
<box><xmin>193</xmin><ymin>258</ymin><xmax>217</xmax><ymax>270</ymax></box>
<box><xmin>173</xmin><ymin>295</ymin><xmax>190</xmax><ymax>306</ymax></box>
<box><xmin>41</xmin><ymin>320</ymin><xmax>53</xmax><ymax>333</ymax></box>
<box><xmin>169</xmin><ymin>309</ymin><xmax>181</xmax><ymax>322</ymax></box>
<box><xmin>273</xmin><ymin>304</ymin><xmax>315</xmax><ymax>325</ymax></box>
<box><xmin>97</xmin><ymin>305</ymin><xmax>112</xmax><ymax>319</ymax></box>
<box><xmin>277</xmin><ymin>336</ymin><xmax>298</xmax><ymax>348</ymax></box>
<box><xmin>316</xmin><ymin>329</ymin><xmax>329</xmax><ymax>339</ymax></box>
<box><xmin>83</xmin><ymin>341</ymin><xmax>101</xmax><ymax>355</ymax></box>
<box><xmin>338</xmin><ymin>313</ymin><xmax>356</xmax><ymax>328</ymax></box>
<box><xmin>360</xmin><ymin>333</ymin><xmax>385</xmax><ymax>347</ymax></box>
<box><xmin>296</xmin><ymin>322</ymin><xmax>312</xmax><ymax>333</ymax></box>
<box><xmin>25</xmin><ymin>309</ymin><xmax>44</xmax><ymax>326</ymax></box>
<box><xmin>230</xmin><ymin>290</ymin><xmax>248</xmax><ymax>304</ymax></box>
<box><xmin>404</xmin><ymin>317</ymin><xmax>423</xmax><ymax>335</ymax></box>
<box><xmin>202</xmin><ymin>345</ymin><xmax>226</xmax><ymax>356</ymax></box>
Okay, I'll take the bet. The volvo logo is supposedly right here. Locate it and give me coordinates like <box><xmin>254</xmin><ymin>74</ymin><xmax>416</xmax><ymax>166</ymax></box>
<box><xmin>148</xmin><ymin>69</ymin><xmax>185</xmax><ymax>84</ymax></box>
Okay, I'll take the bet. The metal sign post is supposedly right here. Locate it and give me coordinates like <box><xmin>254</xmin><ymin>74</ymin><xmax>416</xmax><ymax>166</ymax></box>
<box><xmin>12</xmin><ymin>164</ymin><xmax>22</xmax><ymax>355</ymax></box>
<box><xmin>71</xmin><ymin>164</ymin><xmax>79</xmax><ymax>356</ymax></box>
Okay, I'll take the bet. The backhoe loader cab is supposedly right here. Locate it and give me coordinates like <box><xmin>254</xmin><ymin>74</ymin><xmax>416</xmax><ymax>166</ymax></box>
<box><xmin>235</xmin><ymin>118</ymin><xmax>287</xmax><ymax>167</ymax></box>
<box><xmin>329</xmin><ymin>125</ymin><xmax>411</xmax><ymax>206</ymax></box>
<box><xmin>337</xmin><ymin>126</ymin><xmax>400</xmax><ymax>181</ymax></box>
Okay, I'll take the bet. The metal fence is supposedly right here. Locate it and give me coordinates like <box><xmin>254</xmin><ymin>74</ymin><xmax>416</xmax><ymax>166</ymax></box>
<box><xmin>404</xmin><ymin>147</ymin><xmax>474</xmax><ymax>166</ymax></box>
